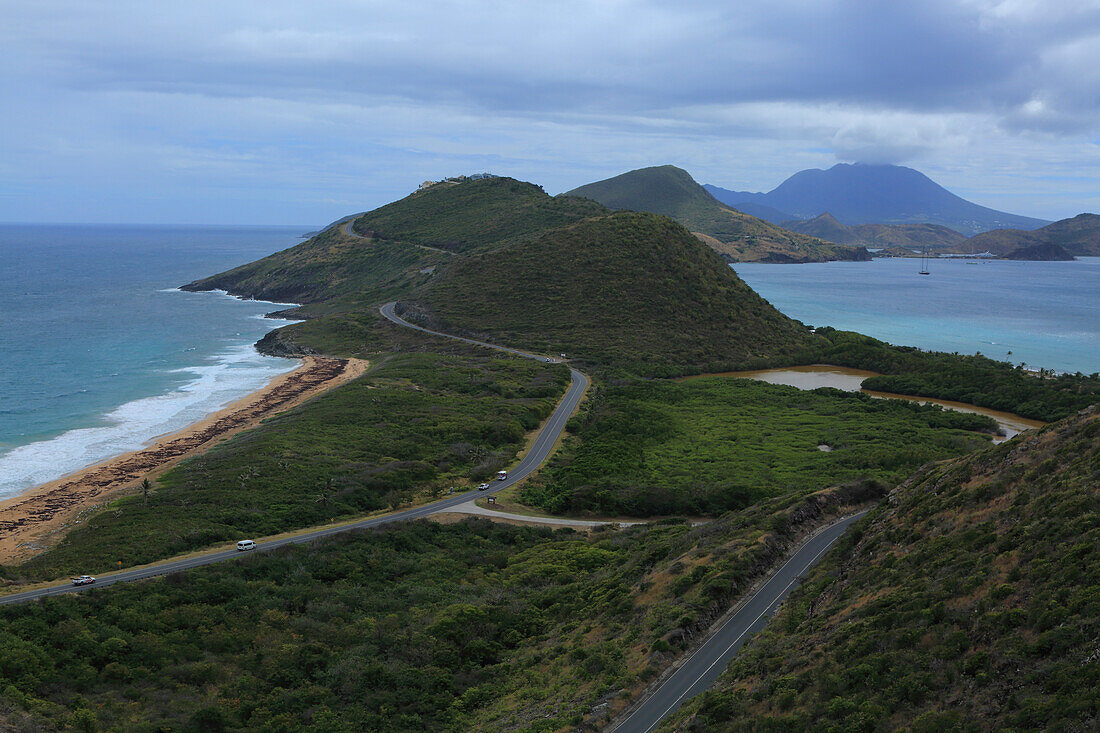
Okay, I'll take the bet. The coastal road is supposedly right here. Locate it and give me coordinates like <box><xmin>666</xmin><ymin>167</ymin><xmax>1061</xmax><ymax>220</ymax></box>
<box><xmin>608</xmin><ymin>510</ymin><xmax>868</xmax><ymax>733</ymax></box>
<box><xmin>0</xmin><ymin>305</ymin><xmax>588</xmax><ymax>607</ymax></box>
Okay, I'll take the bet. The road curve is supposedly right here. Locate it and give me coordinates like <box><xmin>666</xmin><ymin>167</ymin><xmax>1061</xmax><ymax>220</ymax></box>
<box><xmin>0</xmin><ymin>305</ymin><xmax>588</xmax><ymax>607</ymax></box>
<box><xmin>609</xmin><ymin>510</ymin><xmax>869</xmax><ymax>733</ymax></box>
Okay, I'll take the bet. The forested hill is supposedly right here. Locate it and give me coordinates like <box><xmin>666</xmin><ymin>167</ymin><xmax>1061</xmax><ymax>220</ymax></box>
<box><xmin>413</xmin><ymin>211</ymin><xmax>820</xmax><ymax>374</ymax></box>
<box><xmin>669</xmin><ymin>405</ymin><xmax>1100</xmax><ymax>732</ymax></box>
<box><xmin>184</xmin><ymin>176</ymin><xmax>821</xmax><ymax>373</ymax></box>
<box><xmin>566</xmin><ymin>165</ymin><xmax>871</xmax><ymax>263</ymax></box>
<box><xmin>349</xmin><ymin>176</ymin><xmax>607</xmax><ymax>253</ymax></box>
<box><xmin>181</xmin><ymin>177</ymin><xmax>604</xmax><ymax>305</ymax></box>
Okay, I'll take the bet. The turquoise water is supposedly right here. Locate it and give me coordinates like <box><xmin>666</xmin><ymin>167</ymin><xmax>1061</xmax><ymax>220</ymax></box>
<box><xmin>0</xmin><ymin>224</ymin><xmax>309</xmax><ymax>498</ymax></box>
<box><xmin>732</xmin><ymin>257</ymin><xmax>1100</xmax><ymax>375</ymax></box>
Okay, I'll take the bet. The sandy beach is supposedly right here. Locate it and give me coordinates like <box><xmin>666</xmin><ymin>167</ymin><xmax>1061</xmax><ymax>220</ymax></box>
<box><xmin>0</xmin><ymin>355</ymin><xmax>368</xmax><ymax>563</ymax></box>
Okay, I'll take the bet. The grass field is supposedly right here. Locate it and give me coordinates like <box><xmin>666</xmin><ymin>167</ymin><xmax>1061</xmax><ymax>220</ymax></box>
<box><xmin>520</xmin><ymin>377</ymin><xmax>994</xmax><ymax>517</ymax></box>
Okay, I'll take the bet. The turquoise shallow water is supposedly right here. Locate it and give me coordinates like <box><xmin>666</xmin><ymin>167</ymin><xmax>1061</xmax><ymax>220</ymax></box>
<box><xmin>0</xmin><ymin>224</ymin><xmax>310</xmax><ymax>498</ymax></box>
<box><xmin>731</xmin><ymin>257</ymin><xmax>1099</xmax><ymax>375</ymax></box>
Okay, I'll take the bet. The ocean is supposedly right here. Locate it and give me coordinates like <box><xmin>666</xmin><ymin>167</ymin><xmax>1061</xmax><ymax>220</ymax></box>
<box><xmin>732</xmin><ymin>257</ymin><xmax>1099</xmax><ymax>375</ymax></box>
<box><xmin>0</xmin><ymin>224</ymin><xmax>310</xmax><ymax>499</ymax></box>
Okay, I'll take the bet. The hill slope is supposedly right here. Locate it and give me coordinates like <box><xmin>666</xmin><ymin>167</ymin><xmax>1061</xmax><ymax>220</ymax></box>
<box><xmin>707</xmin><ymin>163</ymin><xmax>1049</xmax><ymax>234</ymax></box>
<box><xmin>958</xmin><ymin>212</ymin><xmax>1100</xmax><ymax>256</ymax></box>
<box><xmin>351</xmin><ymin>176</ymin><xmax>606</xmax><ymax>253</ymax></box>
<box><xmin>671</xmin><ymin>406</ymin><xmax>1099</xmax><ymax>732</ymax></box>
<box><xmin>783</xmin><ymin>212</ymin><xmax>967</xmax><ymax>251</ymax></box>
<box><xmin>414</xmin><ymin>211</ymin><xmax>820</xmax><ymax>374</ymax></box>
<box><xmin>567</xmin><ymin>165</ymin><xmax>870</xmax><ymax>263</ymax></box>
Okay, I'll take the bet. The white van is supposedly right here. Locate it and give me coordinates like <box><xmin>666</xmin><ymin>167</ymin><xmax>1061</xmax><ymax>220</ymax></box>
<box><xmin>497</xmin><ymin>470</ymin><xmax>508</xmax><ymax>481</ymax></box>
<box><xmin>236</xmin><ymin>540</ymin><xmax>256</xmax><ymax>552</ymax></box>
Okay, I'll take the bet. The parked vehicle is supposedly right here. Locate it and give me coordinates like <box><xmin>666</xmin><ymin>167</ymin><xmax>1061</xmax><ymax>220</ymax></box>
<box><xmin>236</xmin><ymin>540</ymin><xmax>256</xmax><ymax>552</ymax></box>
<box><xmin>71</xmin><ymin>575</ymin><xmax>96</xmax><ymax>586</ymax></box>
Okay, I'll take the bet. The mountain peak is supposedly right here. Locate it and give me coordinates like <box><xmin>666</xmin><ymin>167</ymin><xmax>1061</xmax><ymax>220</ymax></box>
<box><xmin>708</xmin><ymin>163</ymin><xmax>1049</xmax><ymax>235</ymax></box>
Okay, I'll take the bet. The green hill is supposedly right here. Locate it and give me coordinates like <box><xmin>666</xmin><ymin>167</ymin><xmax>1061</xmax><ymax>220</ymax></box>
<box><xmin>414</xmin><ymin>211</ymin><xmax>820</xmax><ymax>374</ymax></box>
<box><xmin>670</xmin><ymin>406</ymin><xmax>1100</xmax><ymax>732</ymax></box>
<box><xmin>181</xmin><ymin>226</ymin><xmax>450</xmax><ymax>309</ymax></box>
<box><xmin>350</xmin><ymin>176</ymin><xmax>606</xmax><ymax>253</ymax></box>
<box><xmin>566</xmin><ymin>165</ymin><xmax>870</xmax><ymax>263</ymax></box>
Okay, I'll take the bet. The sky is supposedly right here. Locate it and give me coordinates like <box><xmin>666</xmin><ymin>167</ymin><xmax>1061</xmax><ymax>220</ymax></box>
<box><xmin>2</xmin><ymin>0</ymin><xmax>1099</xmax><ymax>225</ymax></box>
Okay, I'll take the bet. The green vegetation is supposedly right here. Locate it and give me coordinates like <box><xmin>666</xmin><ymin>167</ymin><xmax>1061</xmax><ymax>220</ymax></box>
<box><xmin>351</xmin><ymin>177</ymin><xmax>606</xmax><ymax>253</ymax></box>
<box><xmin>520</xmin><ymin>378</ymin><xmax>992</xmax><ymax>517</ymax></box>
<box><xmin>814</xmin><ymin>328</ymin><xmax>1100</xmax><ymax>421</ymax></box>
<box><xmin>420</xmin><ymin>211</ymin><xmax>819</xmax><ymax>375</ymax></box>
<box><xmin>566</xmin><ymin>165</ymin><xmax>869</xmax><ymax>263</ymax></box>
<box><xmin>11</xmin><ymin>352</ymin><xmax>568</xmax><ymax>579</ymax></box>
<box><xmin>0</xmin><ymin>482</ymin><xmax>877</xmax><ymax>732</ymax></box>
<box><xmin>183</xmin><ymin>228</ymin><xmax>450</xmax><ymax>308</ymax></box>
<box><xmin>669</xmin><ymin>408</ymin><xmax>1099</xmax><ymax>732</ymax></box>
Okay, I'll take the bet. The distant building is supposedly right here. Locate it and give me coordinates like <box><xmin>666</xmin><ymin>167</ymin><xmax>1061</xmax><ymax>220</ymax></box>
<box><xmin>469</xmin><ymin>172</ymin><xmax>496</xmax><ymax>180</ymax></box>
<box><xmin>417</xmin><ymin>180</ymin><xmax>436</xmax><ymax>191</ymax></box>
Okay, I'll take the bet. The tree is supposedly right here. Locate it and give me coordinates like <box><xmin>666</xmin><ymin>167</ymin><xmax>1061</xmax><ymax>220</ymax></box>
<box><xmin>141</xmin><ymin>477</ymin><xmax>151</xmax><ymax>505</ymax></box>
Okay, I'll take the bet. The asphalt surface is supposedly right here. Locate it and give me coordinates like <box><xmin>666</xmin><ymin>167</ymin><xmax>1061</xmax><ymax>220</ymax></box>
<box><xmin>609</xmin><ymin>509</ymin><xmax>869</xmax><ymax>733</ymax></box>
<box><xmin>0</xmin><ymin>303</ymin><xmax>588</xmax><ymax>606</ymax></box>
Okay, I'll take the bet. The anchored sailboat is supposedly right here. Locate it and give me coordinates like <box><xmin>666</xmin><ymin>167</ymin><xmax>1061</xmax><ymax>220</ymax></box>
<box><xmin>919</xmin><ymin>248</ymin><xmax>931</xmax><ymax>275</ymax></box>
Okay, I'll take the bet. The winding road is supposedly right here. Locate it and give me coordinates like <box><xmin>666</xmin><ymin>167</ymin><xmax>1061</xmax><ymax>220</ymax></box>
<box><xmin>0</xmin><ymin>303</ymin><xmax>587</xmax><ymax>606</ymax></box>
<box><xmin>0</xmin><ymin>297</ymin><xmax>869</xmax><ymax>733</ymax></box>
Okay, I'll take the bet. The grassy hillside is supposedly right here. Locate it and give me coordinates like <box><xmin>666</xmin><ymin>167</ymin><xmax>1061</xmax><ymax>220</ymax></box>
<box><xmin>350</xmin><ymin>176</ymin><xmax>606</xmax><ymax>253</ymax></box>
<box><xmin>519</xmin><ymin>377</ymin><xmax>992</xmax><ymax>517</ymax></box>
<box><xmin>182</xmin><ymin>226</ymin><xmax>450</xmax><ymax>308</ymax></box>
<box><xmin>416</xmin><ymin>211</ymin><xmax>821</xmax><ymax>375</ymax></box>
<box><xmin>669</xmin><ymin>406</ymin><xmax>1099</xmax><ymax>732</ymax></box>
<box><xmin>567</xmin><ymin>166</ymin><xmax>870</xmax><ymax>263</ymax></box>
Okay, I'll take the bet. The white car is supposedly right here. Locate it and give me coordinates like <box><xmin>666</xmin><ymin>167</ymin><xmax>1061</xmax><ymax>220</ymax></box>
<box><xmin>71</xmin><ymin>575</ymin><xmax>96</xmax><ymax>586</ymax></box>
<box><xmin>477</xmin><ymin>483</ymin><xmax>491</xmax><ymax>491</ymax></box>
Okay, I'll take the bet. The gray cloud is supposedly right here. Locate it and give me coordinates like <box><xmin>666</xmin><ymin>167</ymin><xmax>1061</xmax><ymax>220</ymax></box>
<box><xmin>1</xmin><ymin>0</ymin><xmax>1099</xmax><ymax>223</ymax></box>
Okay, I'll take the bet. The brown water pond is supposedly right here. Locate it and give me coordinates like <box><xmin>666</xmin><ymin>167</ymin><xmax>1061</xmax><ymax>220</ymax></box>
<box><xmin>682</xmin><ymin>364</ymin><xmax>1044</xmax><ymax>443</ymax></box>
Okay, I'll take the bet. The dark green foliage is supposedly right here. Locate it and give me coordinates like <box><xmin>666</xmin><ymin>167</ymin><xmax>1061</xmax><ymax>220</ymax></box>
<box><xmin>351</xmin><ymin>177</ymin><xmax>606</xmax><ymax>253</ymax></box>
<box><xmin>0</xmin><ymin>485</ymin><xmax>876</xmax><ymax>732</ymax></box>
<box><xmin>13</xmin><ymin>353</ymin><xmax>569</xmax><ymax>578</ymax></box>
<box><xmin>671</xmin><ymin>408</ymin><xmax>1100</xmax><ymax>732</ymax></box>
<box><xmin>520</xmin><ymin>378</ymin><xmax>991</xmax><ymax>517</ymax></box>
<box><xmin>419</xmin><ymin>211</ymin><xmax>819</xmax><ymax>374</ymax></box>
<box><xmin>815</xmin><ymin>328</ymin><xmax>1100</xmax><ymax>421</ymax></box>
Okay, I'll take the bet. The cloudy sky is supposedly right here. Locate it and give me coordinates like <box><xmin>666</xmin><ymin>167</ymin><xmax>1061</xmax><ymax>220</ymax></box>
<box><xmin>2</xmin><ymin>0</ymin><xmax>1099</xmax><ymax>225</ymax></box>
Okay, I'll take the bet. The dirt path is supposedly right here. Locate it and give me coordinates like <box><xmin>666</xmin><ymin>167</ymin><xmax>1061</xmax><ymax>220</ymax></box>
<box><xmin>431</xmin><ymin>498</ymin><xmax>644</xmax><ymax>528</ymax></box>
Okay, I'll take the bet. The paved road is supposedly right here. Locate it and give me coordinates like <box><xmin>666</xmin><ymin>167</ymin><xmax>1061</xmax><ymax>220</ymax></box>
<box><xmin>609</xmin><ymin>510</ymin><xmax>869</xmax><ymax>733</ymax></box>
<box><xmin>0</xmin><ymin>305</ymin><xmax>587</xmax><ymax>606</ymax></box>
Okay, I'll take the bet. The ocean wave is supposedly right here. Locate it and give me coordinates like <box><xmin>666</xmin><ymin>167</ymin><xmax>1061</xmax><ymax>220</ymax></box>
<box><xmin>0</xmin><ymin>346</ymin><xmax>298</xmax><ymax>500</ymax></box>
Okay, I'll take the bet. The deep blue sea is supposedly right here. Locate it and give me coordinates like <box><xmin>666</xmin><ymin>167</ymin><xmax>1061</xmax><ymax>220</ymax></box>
<box><xmin>732</xmin><ymin>257</ymin><xmax>1099</xmax><ymax>375</ymax></box>
<box><xmin>0</xmin><ymin>224</ymin><xmax>310</xmax><ymax>499</ymax></box>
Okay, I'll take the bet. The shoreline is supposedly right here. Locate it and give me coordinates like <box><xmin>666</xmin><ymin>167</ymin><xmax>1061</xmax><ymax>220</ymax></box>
<box><xmin>0</xmin><ymin>355</ymin><xmax>369</xmax><ymax>564</ymax></box>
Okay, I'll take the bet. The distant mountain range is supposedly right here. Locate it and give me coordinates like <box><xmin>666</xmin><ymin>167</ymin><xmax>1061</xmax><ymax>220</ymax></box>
<box><xmin>954</xmin><ymin>213</ymin><xmax>1100</xmax><ymax>257</ymax></box>
<box><xmin>781</xmin><ymin>212</ymin><xmax>967</xmax><ymax>251</ymax></box>
<box><xmin>566</xmin><ymin>165</ymin><xmax>870</xmax><ymax>263</ymax></box>
<box><xmin>705</xmin><ymin>163</ymin><xmax>1050</xmax><ymax>235</ymax></box>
